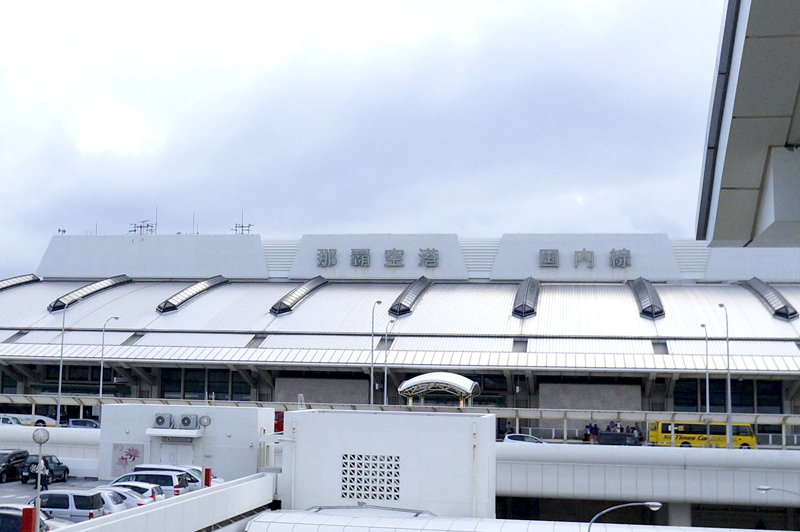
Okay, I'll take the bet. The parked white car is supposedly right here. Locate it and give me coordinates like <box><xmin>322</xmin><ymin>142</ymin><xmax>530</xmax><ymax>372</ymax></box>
<box><xmin>96</xmin><ymin>486</ymin><xmax>153</xmax><ymax>509</ymax></box>
<box><xmin>133</xmin><ymin>464</ymin><xmax>224</xmax><ymax>490</ymax></box>
<box><xmin>111</xmin><ymin>471</ymin><xmax>191</xmax><ymax>498</ymax></box>
<box><xmin>503</xmin><ymin>433</ymin><xmax>548</xmax><ymax>444</ymax></box>
<box><xmin>109</xmin><ymin>481</ymin><xmax>166</xmax><ymax>501</ymax></box>
<box><xmin>7</xmin><ymin>414</ymin><xmax>58</xmax><ymax>427</ymax></box>
<box><xmin>0</xmin><ymin>503</ymin><xmax>74</xmax><ymax>530</ymax></box>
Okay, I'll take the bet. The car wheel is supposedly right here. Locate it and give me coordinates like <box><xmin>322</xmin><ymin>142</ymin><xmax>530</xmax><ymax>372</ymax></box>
<box><xmin>34</xmin><ymin>420</ymin><xmax>45</xmax><ymax>427</ymax></box>
<box><xmin>46</xmin><ymin>472</ymin><xmax>53</xmax><ymax>484</ymax></box>
<box><xmin>0</xmin><ymin>470</ymin><xmax>7</xmax><ymax>483</ymax></box>
<box><xmin>62</xmin><ymin>469</ymin><xmax>69</xmax><ymax>482</ymax></box>
<box><xmin>680</xmin><ymin>442</ymin><xmax>691</xmax><ymax>448</ymax></box>
<box><xmin>740</xmin><ymin>444</ymin><xmax>750</xmax><ymax>449</ymax></box>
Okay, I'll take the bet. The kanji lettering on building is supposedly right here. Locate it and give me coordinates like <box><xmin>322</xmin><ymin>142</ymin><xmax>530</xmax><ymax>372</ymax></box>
<box><xmin>351</xmin><ymin>249</ymin><xmax>371</xmax><ymax>267</ymax></box>
<box><xmin>316</xmin><ymin>249</ymin><xmax>337</xmax><ymax>267</ymax></box>
<box><xmin>609</xmin><ymin>248</ymin><xmax>632</xmax><ymax>268</ymax></box>
<box><xmin>539</xmin><ymin>249</ymin><xmax>559</xmax><ymax>268</ymax></box>
<box><xmin>385</xmin><ymin>249</ymin><xmax>404</xmax><ymax>267</ymax></box>
<box><xmin>418</xmin><ymin>248</ymin><xmax>439</xmax><ymax>267</ymax></box>
<box><xmin>574</xmin><ymin>248</ymin><xmax>594</xmax><ymax>268</ymax></box>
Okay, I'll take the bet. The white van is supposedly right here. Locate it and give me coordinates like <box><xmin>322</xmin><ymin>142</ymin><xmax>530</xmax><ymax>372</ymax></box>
<box><xmin>28</xmin><ymin>489</ymin><xmax>107</xmax><ymax>522</ymax></box>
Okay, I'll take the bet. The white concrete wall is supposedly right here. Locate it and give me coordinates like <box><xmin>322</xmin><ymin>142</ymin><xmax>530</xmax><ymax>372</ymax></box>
<box><xmin>98</xmin><ymin>404</ymin><xmax>274</xmax><ymax>481</ymax></box>
<box><xmin>496</xmin><ymin>442</ymin><xmax>800</xmax><ymax>507</ymax></box>
<box><xmin>278</xmin><ymin>410</ymin><xmax>496</xmax><ymax>518</ymax></box>
<box><xmin>0</xmin><ymin>425</ymin><xmax>100</xmax><ymax>477</ymax></box>
<box><xmin>61</xmin><ymin>473</ymin><xmax>274</xmax><ymax>532</ymax></box>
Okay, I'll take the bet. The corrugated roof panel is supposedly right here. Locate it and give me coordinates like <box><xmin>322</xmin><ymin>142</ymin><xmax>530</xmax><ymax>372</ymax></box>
<box><xmin>523</xmin><ymin>284</ymin><xmax>658</xmax><ymax>338</ymax></box>
<box><xmin>391</xmin><ymin>337</ymin><xmax>509</xmax><ymax>352</ymax></box>
<box><xmin>527</xmin><ymin>338</ymin><xmax>653</xmax><ymax>355</ymax></box>
<box><xmin>385</xmin><ymin>284</ymin><xmax>519</xmax><ymax>336</ymax></box>
<box><xmin>666</xmin><ymin>340</ymin><xmax>800</xmax><ymax>357</ymax></box>
<box><xmin>135</xmin><ymin>333</ymin><xmax>250</xmax><ymax>348</ymax></box>
<box><xmin>654</xmin><ymin>285</ymin><xmax>800</xmax><ymax>339</ymax></box>
<box><xmin>14</xmin><ymin>331</ymin><xmax>131</xmax><ymax>345</ymax></box>
<box><xmin>262</xmin><ymin>335</ymin><xmax>372</xmax><ymax>350</ymax></box>
<box><xmin>264</xmin><ymin>284</ymin><xmax>406</xmax><ymax>334</ymax></box>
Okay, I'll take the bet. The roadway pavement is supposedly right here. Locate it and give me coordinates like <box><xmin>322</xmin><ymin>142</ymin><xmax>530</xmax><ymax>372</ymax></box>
<box><xmin>0</xmin><ymin>477</ymin><xmax>106</xmax><ymax>505</ymax></box>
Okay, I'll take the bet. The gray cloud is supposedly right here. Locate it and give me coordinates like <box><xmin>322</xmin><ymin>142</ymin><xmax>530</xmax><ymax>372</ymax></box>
<box><xmin>0</xmin><ymin>1</ymin><xmax>725</xmax><ymax>278</ymax></box>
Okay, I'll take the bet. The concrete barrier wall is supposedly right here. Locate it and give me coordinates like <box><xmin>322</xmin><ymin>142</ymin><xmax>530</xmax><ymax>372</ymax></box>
<box><xmin>0</xmin><ymin>425</ymin><xmax>100</xmax><ymax>477</ymax></box>
<box><xmin>61</xmin><ymin>473</ymin><xmax>275</xmax><ymax>532</ymax></box>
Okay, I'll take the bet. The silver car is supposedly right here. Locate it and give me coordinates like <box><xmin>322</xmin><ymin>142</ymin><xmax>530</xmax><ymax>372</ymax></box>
<box><xmin>28</xmin><ymin>489</ymin><xmax>106</xmax><ymax>522</ymax></box>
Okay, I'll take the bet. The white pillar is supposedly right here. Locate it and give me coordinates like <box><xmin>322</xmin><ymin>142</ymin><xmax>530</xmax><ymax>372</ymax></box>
<box><xmin>668</xmin><ymin>503</ymin><xmax>692</xmax><ymax>527</ymax></box>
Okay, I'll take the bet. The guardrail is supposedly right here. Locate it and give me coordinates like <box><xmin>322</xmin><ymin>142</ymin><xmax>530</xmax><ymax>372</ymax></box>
<box><xmin>62</xmin><ymin>472</ymin><xmax>274</xmax><ymax>532</ymax></box>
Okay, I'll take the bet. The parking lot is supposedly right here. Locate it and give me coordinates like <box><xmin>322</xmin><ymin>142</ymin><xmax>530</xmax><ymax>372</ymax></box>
<box><xmin>0</xmin><ymin>477</ymin><xmax>106</xmax><ymax>505</ymax></box>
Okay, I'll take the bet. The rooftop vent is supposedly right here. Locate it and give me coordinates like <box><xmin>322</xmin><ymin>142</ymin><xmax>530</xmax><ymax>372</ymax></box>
<box><xmin>0</xmin><ymin>274</ymin><xmax>40</xmax><ymax>293</ymax></box>
<box><xmin>47</xmin><ymin>275</ymin><xmax>132</xmax><ymax>312</ymax></box>
<box><xmin>741</xmin><ymin>277</ymin><xmax>798</xmax><ymax>321</ymax></box>
<box><xmin>156</xmin><ymin>275</ymin><xmax>228</xmax><ymax>313</ymax></box>
<box><xmin>512</xmin><ymin>277</ymin><xmax>540</xmax><ymax>318</ymax></box>
<box><xmin>388</xmin><ymin>276</ymin><xmax>432</xmax><ymax>317</ymax></box>
<box><xmin>270</xmin><ymin>276</ymin><xmax>328</xmax><ymax>316</ymax></box>
<box><xmin>627</xmin><ymin>277</ymin><xmax>665</xmax><ymax>319</ymax></box>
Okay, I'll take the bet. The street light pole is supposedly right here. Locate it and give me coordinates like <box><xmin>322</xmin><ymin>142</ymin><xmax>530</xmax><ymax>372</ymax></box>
<box><xmin>587</xmin><ymin>501</ymin><xmax>662</xmax><ymax>532</ymax></box>
<box><xmin>100</xmin><ymin>316</ymin><xmax>120</xmax><ymax>399</ymax></box>
<box><xmin>56</xmin><ymin>306</ymin><xmax>68</xmax><ymax>426</ymax></box>
<box><xmin>370</xmin><ymin>301</ymin><xmax>382</xmax><ymax>407</ymax></box>
<box><xmin>719</xmin><ymin>303</ymin><xmax>733</xmax><ymax>449</ymax></box>
<box><xmin>384</xmin><ymin>319</ymin><xmax>395</xmax><ymax>406</ymax></box>
<box><xmin>32</xmin><ymin>428</ymin><xmax>50</xmax><ymax>520</ymax></box>
<box><xmin>701</xmin><ymin>323</ymin><xmax>710</xmax><ymax>447</ymax></box>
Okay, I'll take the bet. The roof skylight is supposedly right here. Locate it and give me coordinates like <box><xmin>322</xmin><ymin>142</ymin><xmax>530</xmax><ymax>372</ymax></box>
<box><xmin>47</xmin><ymin>274</ymin><xmax>132</xmax><ymax>312</ymax></box>
<box><xmin>627</xmin><ymin>277</ymin><xmax>665</xmax><ymax>319</ymax></box>
<box><xmin>157</xmin><ymin>275</ymin><xmax>228</xmax><ymax>313</ymax></box>
<box><xmin>741</xmin><ymin>277</ymin><xmax>798</xmax><ymax>321</ymax></box>
<box><xmin>388</xmin><ymin>276</ymin><xmax>432</xmax><ymax>317</ymax></box>
<box><xmin>512</xmin><ymin>277</ymin><xmax>540</xmax><ymax>318</ymax></box>
<box><xmin>0</xmin><ymin>274</ymin><xmax>40</xmax><ymax>293</ymax></box>
<box><xmin>270</xmin><ymin>276</ymin><xmax>328</xmax><ymax>316</ymax></box>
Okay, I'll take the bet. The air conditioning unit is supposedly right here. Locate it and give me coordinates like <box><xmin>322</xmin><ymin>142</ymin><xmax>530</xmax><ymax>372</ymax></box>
<box><xmin>113</xmin><ymin>377</ymin><xmax>128</xmax><ymax>384</ymax></box>
<box><xmin>154</xmin><ymin>413</ymin><xmax>172</xmax><ymax>429</ymax></box>
<box><xmin>180</xmin><ymin>414</ymin><xmax>199</xmax><ymax>430</ymax></box>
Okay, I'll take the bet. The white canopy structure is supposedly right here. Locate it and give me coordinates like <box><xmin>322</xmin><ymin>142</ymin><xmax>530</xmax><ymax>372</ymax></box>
<box><xmin>398</xmin><ymin>372</ymin><xmax>480</xmax><ymax>406</ymax></box>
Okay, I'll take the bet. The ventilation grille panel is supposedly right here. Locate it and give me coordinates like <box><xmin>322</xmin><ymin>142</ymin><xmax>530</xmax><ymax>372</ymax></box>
<box><xmin>341</xmin><ymin>454</ymin><xmax>400</xmax><ymax>501</ymax></box>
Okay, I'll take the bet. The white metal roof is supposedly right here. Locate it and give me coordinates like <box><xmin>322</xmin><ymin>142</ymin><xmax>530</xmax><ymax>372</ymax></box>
<box><xmin>0</xmin><ymin>279</ymin><xmax>799</xmax><ymax>374</ymax></box>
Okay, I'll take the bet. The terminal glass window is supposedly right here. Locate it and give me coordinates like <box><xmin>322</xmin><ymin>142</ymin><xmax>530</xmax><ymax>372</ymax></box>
<box><xmin>208</xmin><ymin>370</ymin><xmax>230</xmax><ymax>401</ymax></box>
<box><xmin>231</xmin><ymin>372</ymin><xmax>251</xmax><ymax>401</ymax></box>
<box><xmin>732</xmin><ymin>380</ymin><xmax>754</xmax><ymax>413</ymax></box>
<box><xmin>673</xmin><ymin>379</ymin><xmax>697</xmax><ymax>412</ymax></box>
<box><xmin>184</xmin><ymin>369</ymin><xmax>205</xmax><ymax>400</ymax></box>
<box><xmin>162</xmin><ymin>369</ymin><xmax>181</xmax><ymax>399</ymax></box>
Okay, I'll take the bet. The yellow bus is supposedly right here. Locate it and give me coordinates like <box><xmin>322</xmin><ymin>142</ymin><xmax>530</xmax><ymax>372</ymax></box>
<box><xmin>647</xmin><ymin>421</ymin><xmax>757</xmax><ymax>449</ymax></box>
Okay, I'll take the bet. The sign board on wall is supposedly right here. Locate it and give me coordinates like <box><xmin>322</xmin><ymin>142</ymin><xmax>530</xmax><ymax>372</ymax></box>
<box><xmin>111</xmin><ymin>443</ymin><xmax>144</xmax><ymax>477</ymax></box>
<box><xmin>288</xmin><ymin>234</ymin><xmax>469</xmax><ymax>280</ymax></box>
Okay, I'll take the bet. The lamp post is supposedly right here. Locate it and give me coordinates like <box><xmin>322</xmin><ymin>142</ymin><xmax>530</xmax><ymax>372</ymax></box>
<box><xmin>32</xmin><ymin>428</ymin><xmax>50</xmax><ymax>520</ymax></box>
<box><xmin>56</xmin><ymin>301</ymin><xmax>76</xmax><ymax>426</ymax></box>
<box><xmin>587</xmin><ymin>502</ymin><xmax>662</xmax><ymax>532</ymax></box>
<box><xmin>383</xmin><ymin>319</ymin><xmax>395</xmax><ymax>406</ymax></box>
<box><xmin>100</xmin><ymin>316</ymin><xmax>119</xmax><ymax>399</ymax></box>
<box><xmin>757</xmin><ymin>486</ymin><xmax>800</xmax><ymax>497</ymax></box>
<box><xmin>370</xmin><ymin>301</ymin><xmax>382</xmax><ymax>407</ymax></box>
<box><xmin>199</xmin><ymin>415</ymin><xmax>211</xmax><ymax>487</ymax></box>
<box><xmin>701</xmin><ymin>323</ymin><xmax>710</xmax><ymax>447</ymax></box>
<box><xmin>719</xmin><ymin>303</ymin><xmax>733</xmax><ymax>449</ymax></box>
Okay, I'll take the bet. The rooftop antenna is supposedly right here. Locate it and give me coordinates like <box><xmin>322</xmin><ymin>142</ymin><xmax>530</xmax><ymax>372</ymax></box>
<box><xmin>233</xmin><ymin>209</ymin><xmax>253</xmax><ymax>235</ymax></box>
<box><xmin>129</xmin><ymin>220</ymin><xmax>155</xmax><ymax>235</ymax></box>
<box><xmin>154</xmin><ymin>206</ymin><xmax>158</xmax><ymax>235</ymax></box>
<box><xmin>57</xmin><ymin>229</ymin><xmax>66</xmax><ymax>235</ymax></box>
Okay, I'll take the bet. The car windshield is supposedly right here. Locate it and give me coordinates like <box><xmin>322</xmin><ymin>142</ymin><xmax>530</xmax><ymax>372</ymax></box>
<box><xmin>0</xmin><ymin>453</ymin><xmax>8</xmax><ymax>462</ymax></box>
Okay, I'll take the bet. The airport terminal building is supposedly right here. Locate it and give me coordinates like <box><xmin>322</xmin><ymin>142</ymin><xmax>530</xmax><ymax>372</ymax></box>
<box><xmin>1</xmin><ymin>231</ymin><xmax>800</xmax><ymax>429</ymax></box>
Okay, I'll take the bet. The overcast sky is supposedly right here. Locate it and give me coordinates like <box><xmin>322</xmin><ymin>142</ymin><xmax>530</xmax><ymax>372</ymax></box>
<box><xmin>0</xmin><ymin>1</ymin><xmax>725</xmax><ymax>277</ymax></box>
